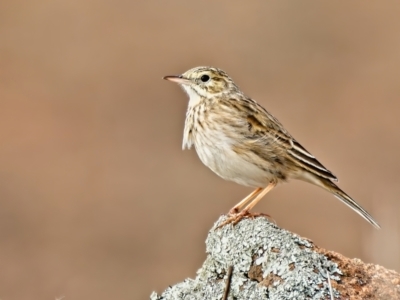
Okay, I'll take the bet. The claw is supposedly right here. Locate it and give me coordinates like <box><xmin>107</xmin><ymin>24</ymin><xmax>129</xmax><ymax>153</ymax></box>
<box><xmin>216</xmin><ymin>210</ymin><xmax>271</xmax><ymax>229</ymax></box>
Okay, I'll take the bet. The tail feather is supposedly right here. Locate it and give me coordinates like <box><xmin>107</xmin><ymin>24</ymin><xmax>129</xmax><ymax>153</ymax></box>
<box><xmin>316</xmin><ymin>178</ymin><xmax>380</xmax><ymax>229</ymax></box>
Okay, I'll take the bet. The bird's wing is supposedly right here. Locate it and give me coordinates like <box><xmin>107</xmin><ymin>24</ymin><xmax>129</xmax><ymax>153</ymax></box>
<box><xmin>248</xmin><ymin>101</ymin><xmax>338</xmax><ymax>181</ymax></box>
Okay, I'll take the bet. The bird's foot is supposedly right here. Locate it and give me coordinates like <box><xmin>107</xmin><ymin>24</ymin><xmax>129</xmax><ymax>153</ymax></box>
<box><xmin>216</xmin><ymin>210</ymin><xmax>271</xmax><ymax>229</ymax></box>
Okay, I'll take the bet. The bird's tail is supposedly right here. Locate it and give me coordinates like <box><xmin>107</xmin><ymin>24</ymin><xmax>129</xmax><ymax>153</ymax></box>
<box><xmin>314</xmin><ymin>178</ymin><xmax>380</xmax><ymax>229</ymax></box>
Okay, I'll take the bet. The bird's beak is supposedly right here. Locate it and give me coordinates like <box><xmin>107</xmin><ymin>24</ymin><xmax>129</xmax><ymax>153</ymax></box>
<box><xmin>163</xmin><ymin>75</ymin><xmax>191</xmax><ymax>84</ymax></box>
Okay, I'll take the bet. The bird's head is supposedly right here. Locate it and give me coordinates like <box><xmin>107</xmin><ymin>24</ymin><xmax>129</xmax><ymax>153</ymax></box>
<box><xmin>163</xmin><ymin>66</ymin><xmax>240</xmax><ymax>100</ymax></box>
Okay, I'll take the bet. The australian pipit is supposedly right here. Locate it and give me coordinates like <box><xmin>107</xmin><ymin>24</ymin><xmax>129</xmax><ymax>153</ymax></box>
<box><xmin>163</xmin><ymin>66</ymin><xmax>380</xmax><ymax>229</ymax></box>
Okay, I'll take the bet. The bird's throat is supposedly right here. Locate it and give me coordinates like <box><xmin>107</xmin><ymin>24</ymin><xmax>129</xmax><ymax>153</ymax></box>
<box><xmin>182</xmin><ymin>85</ymin><xmax>203</xmax><ymax>107</ymax></box>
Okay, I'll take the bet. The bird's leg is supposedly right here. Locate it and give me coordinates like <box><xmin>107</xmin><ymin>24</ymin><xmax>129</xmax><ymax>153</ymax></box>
<box><xmin>228</xmin><ymin>187</ymin><xmax>262</xmax><ymax>215</ymax></box>
<box><xmin>242</xmin><ymin>181</ymin><xmax>276</xmax><ymax>212</ymax></box>
<box><xmin>217</xmin><ymin>182</ymin><xmax>277</xmax><ymax>228</ymax></box>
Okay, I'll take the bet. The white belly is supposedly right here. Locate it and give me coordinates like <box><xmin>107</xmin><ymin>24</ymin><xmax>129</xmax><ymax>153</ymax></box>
<box><xmin>193</xmin><ymin>137</ymin><xmax>271</xmax><ymax>188</ymax></box>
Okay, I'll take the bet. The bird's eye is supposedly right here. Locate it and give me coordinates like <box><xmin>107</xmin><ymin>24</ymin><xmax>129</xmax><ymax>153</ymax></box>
<box><xmin>200</xmin><ymin>75</ymin><xmax>210</xmax><ymax>82</ymax></box>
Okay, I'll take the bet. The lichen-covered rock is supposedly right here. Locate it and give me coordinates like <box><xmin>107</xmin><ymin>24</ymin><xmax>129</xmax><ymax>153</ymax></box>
<box><xmin>151</xmin><ymin>216</ymin><xmax>341</xmax><ymax>300</ymax></box>
<box><xmin>151</xmin><ymin>215</ymin><xmax>400</xmax><ymax>299</ymax></box>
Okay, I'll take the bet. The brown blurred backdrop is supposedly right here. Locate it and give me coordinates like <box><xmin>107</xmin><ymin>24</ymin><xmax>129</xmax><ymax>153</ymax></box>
<box><xmin>0</xmin><ymin>1</ymin><xmax>400</xmax><ymax>299</ymax></box>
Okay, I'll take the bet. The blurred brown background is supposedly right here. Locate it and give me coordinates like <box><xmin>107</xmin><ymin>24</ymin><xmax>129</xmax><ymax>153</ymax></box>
<box><xmin>0</xmin><ymin>1</ymin><xmax>399</xmax><ymax>299</ymax></box>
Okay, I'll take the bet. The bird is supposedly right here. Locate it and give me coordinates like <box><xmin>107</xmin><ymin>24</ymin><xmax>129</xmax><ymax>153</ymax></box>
<box><xmin>163</xmin><ymin>66</ymin><xmax>380</xmax><ymax>229</ymax></box>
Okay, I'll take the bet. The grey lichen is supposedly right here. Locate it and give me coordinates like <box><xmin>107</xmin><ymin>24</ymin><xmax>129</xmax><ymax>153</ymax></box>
<box><xmin>151</xmin><ymin>216</ymin><xmax>342</xmax><ymax>300</ymax></box>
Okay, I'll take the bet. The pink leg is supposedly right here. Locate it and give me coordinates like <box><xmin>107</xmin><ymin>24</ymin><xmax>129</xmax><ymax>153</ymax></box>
<box><xmin>242</xmin><ymin>182</ymin><xmax>276</xmax><ymax>212</ymax></box>
<box><xmin>217</xmin><ymin>182</ymin><xmax>277</xmax><ymax>228</ymax></box>
<box><xmin>228</xmin><ymin>187</ymin><xmax>263</xmax><ymax>214</ymax></box>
